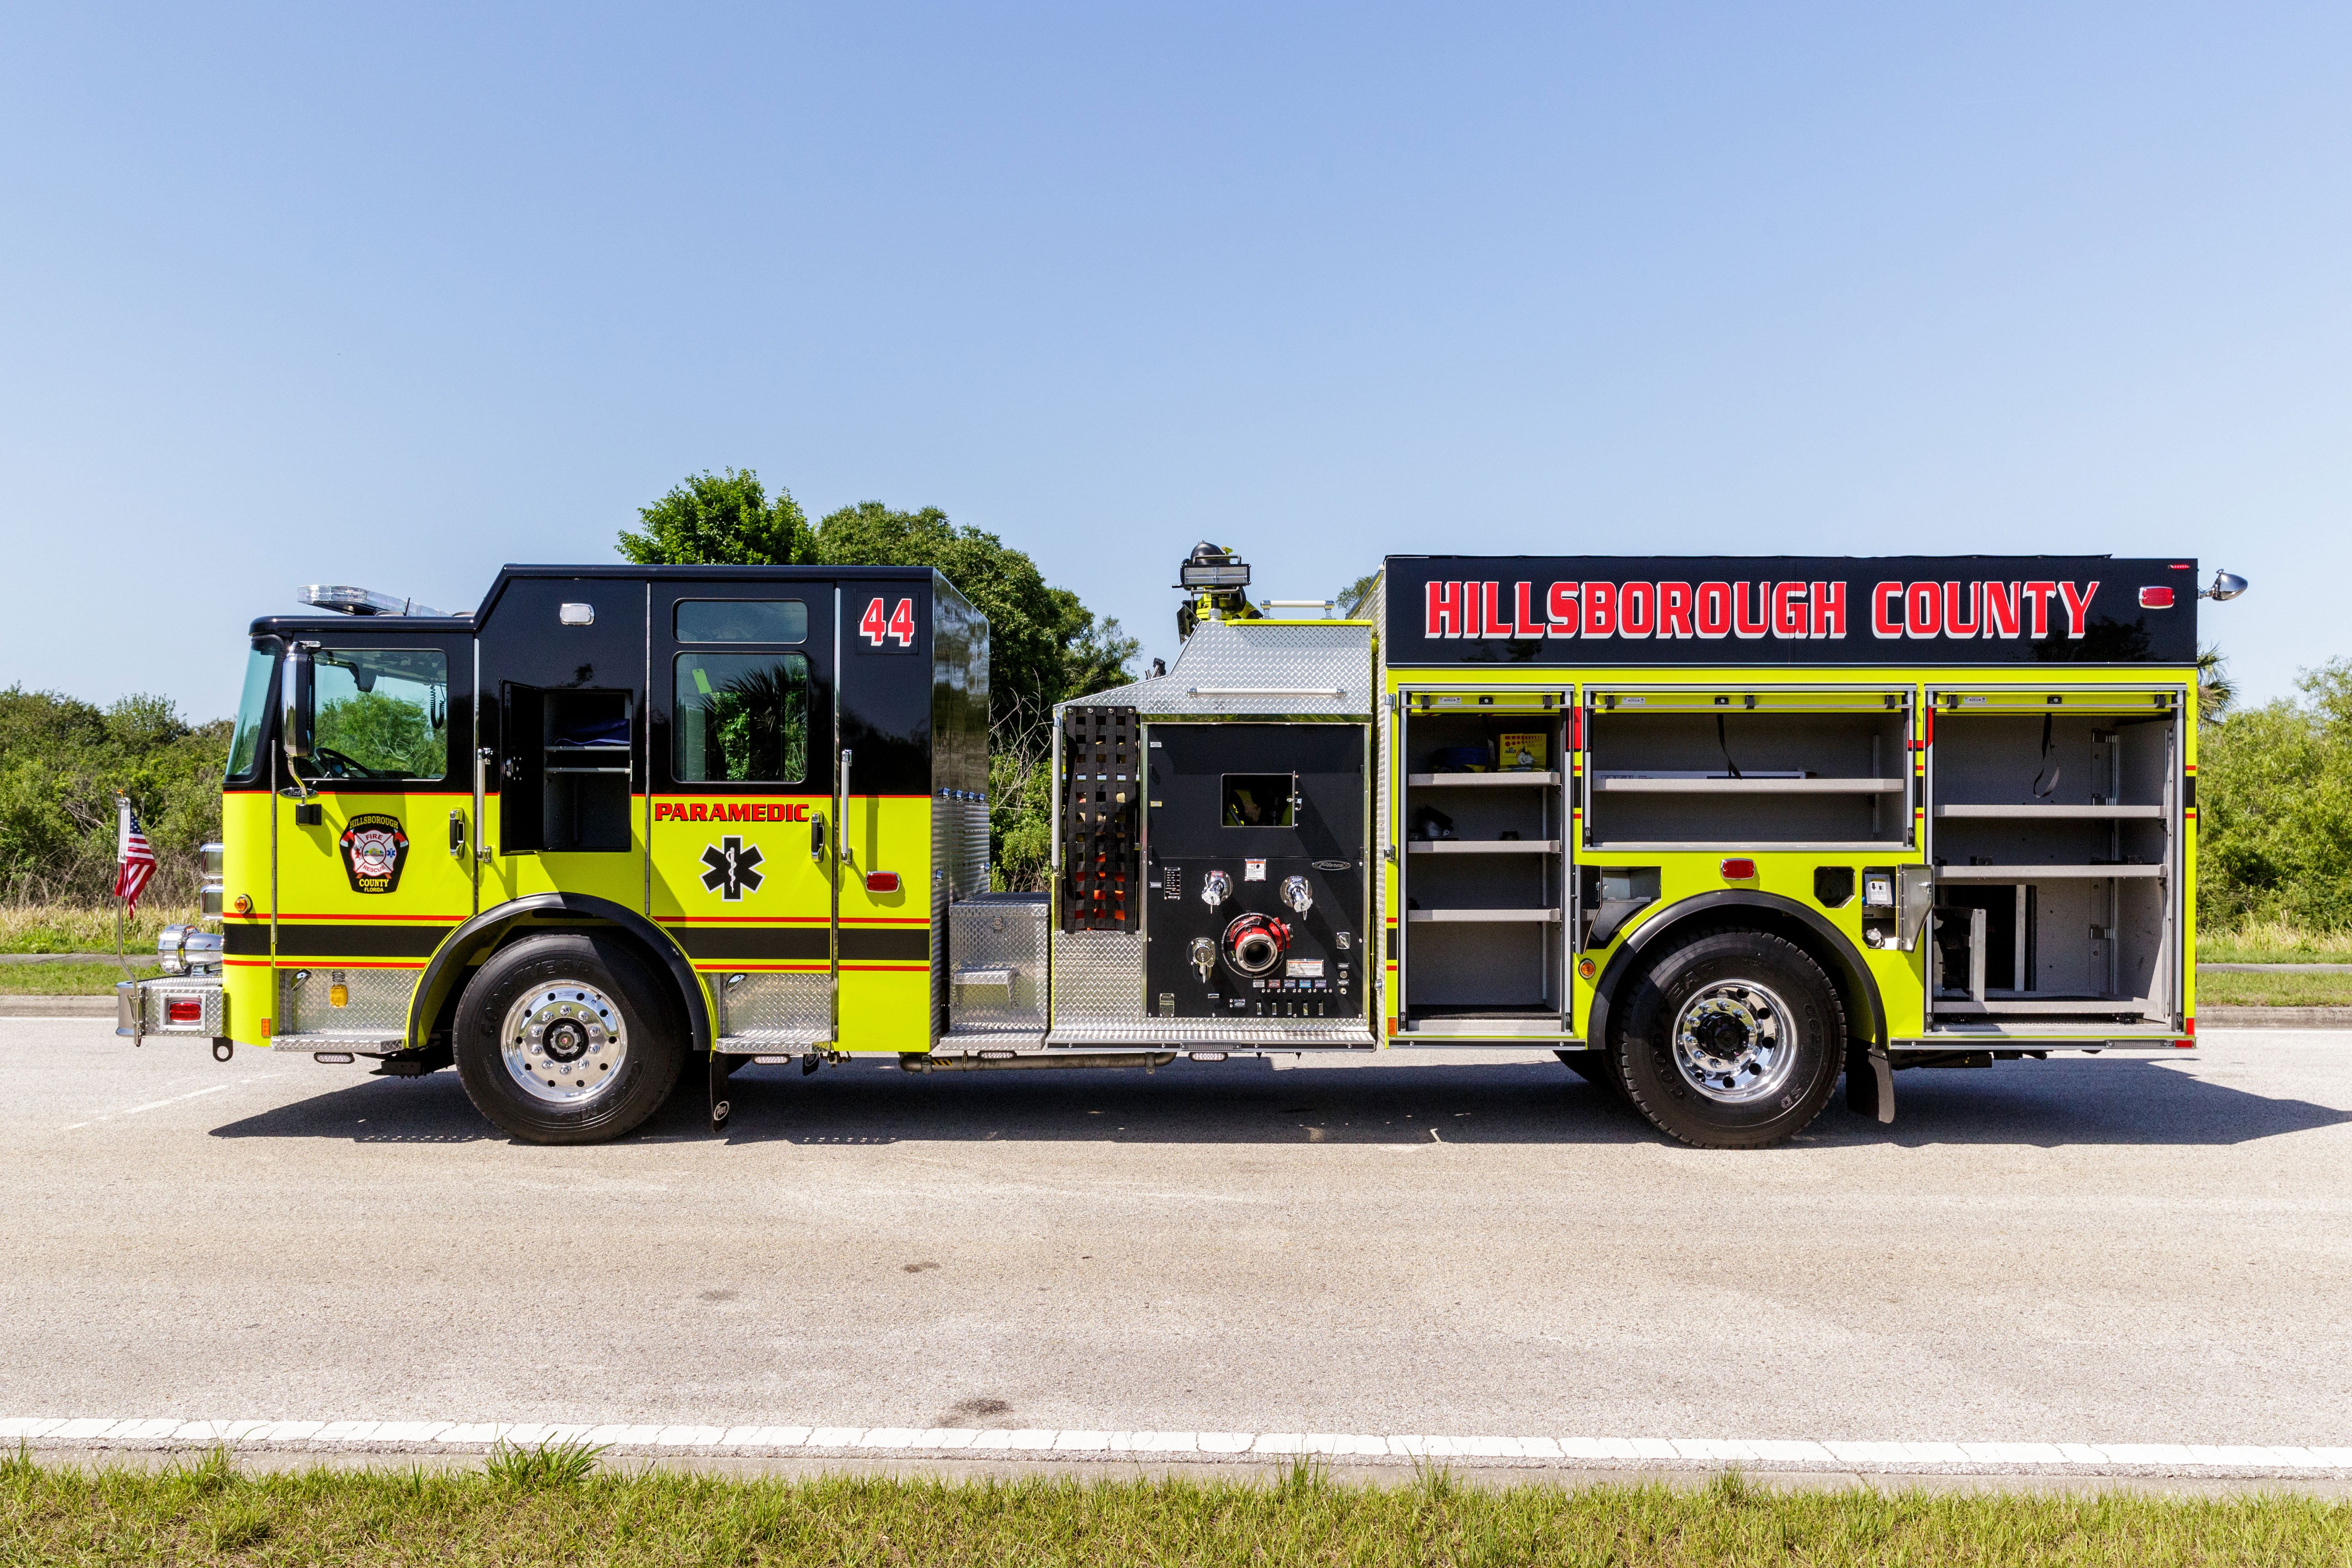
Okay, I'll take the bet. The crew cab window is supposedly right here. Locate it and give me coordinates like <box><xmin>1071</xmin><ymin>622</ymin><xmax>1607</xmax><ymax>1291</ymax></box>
<box><xmin>675</xmin><ymin>653</ymin><xmax>810</xmax><ymax>783</ymax></box>
<box><xmin>675</xmin><ymin>600</ymin><xmax>808</xmax><ymax>644</ymax></box>
<box><xmin>303</xmin><ymin>649</ymin><xmax>451</xmax><ymax>781</ymax></box>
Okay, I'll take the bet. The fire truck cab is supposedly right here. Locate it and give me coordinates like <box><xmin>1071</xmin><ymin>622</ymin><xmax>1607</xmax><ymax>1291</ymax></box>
<box><xmin>120</xmin><ymin>549</ymin><xmax>2232</xmax><ymax>1150</ymax></box>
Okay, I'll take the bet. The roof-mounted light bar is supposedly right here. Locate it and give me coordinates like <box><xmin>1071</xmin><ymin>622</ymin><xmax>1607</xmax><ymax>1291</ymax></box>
<box><xmin>1177</xmin><ymin>542</ymin><xmax>1251</xmax><ymax>590</ymax></box>
<box><xmin>300</xmin><ymin>585</ymin><xmax>448</xmax><ymax>617</ymax></box>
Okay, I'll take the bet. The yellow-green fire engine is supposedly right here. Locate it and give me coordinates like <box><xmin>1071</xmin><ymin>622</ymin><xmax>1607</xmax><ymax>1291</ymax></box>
<box><xmin>121</xmin><ymin>547</ymin><xmax>2243</xmax><ymax>1149</ymax></box>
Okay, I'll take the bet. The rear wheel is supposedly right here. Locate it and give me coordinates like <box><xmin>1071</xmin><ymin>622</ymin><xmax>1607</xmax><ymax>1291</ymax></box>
<box><xmin>1611</xmin><ymin>929</ymin><xmax>1845</xmax><ymax>1148</ymax></box>
<box><xmin>454</xmin><ymin>933</ymin><xmax>684</xmax><ymax>1144</ymax></box>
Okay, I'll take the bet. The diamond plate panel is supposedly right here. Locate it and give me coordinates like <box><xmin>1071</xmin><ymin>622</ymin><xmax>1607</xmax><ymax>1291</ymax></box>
<box><xmin>716</xmin><ymin>972</ymin><xmax>832</xmax><ymax>1049</ymax></box>
<box><xmin>1050</xmin><ymin>929</ymin><xmax>1144</xmax><ymax>1028</ymax></box>
<box><xmin>279</xmin><ymin>966</ymin><xmax>411</xmax><ymax>1036</ymax></box>
<box><xmin>122</xmin><ymin>977</ymin><xmax>225</xmax><ymax>1037</ymax></box>
<box><xmin>948</xmin><ymin>894</ymin><xmax>1048</xmax><ymax>1033</ymax></box>
<box><xmin>1082</xmin><ymin>621</ymin><xmax>1374</xmax><ymax>720</ymax></box>
<box><xmin>1044</xmin><ymin>1019</ymin><xmax>1379</xmax><ymax>1048</ymax></box>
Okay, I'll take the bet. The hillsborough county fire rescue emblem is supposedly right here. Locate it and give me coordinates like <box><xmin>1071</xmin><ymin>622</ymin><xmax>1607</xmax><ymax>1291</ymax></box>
<box><xmin>700</xmin><ymin>836</ymin><xmax>765</xmax><ymax>901</ymax></box>
<box><xmin>338</xmin><ymin>813</ymin><xmax>408</xmax><ymax>895</ymax></box>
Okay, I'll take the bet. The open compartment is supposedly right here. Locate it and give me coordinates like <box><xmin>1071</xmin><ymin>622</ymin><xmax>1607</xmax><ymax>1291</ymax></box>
<box><xmin>1925</xmin><ymin>691</ymin><xmax>2181</xmax><ymax>1028</ymax></box>
<box><xmin>541</xmin><ymin>689</ymin><xmax>635</xmax><ymax>852</ymax></box>
<box><xmin>1395</xmin><ymin>691</ymin><xmax>1567</xmax><ymax>1031</ymax></box>
<box><xmin>1583</xmin><ymin>690</ymin><xmax>1911</xmax><ymax>850</ymax></box>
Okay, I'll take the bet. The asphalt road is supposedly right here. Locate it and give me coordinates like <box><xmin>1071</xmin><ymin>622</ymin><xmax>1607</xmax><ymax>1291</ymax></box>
<box><xmin>4</xmin><ymin>1019</ymin><xmax>2348</xmax><ymax>1453</ymax></box>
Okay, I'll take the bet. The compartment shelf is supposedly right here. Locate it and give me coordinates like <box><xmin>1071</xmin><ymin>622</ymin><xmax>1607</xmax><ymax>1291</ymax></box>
<box><xmin>1408</xmin><ymin>772</ymin><xmax>1561</xmax><ymax>788</ymax></box>
<box><xmin>1934</xmin><ymin>804</ymin><xmax>2163</xmax><ymax>819</ymax></box>
<box><xmin>1406</xmin><ymin>840</ymin><xmax>1560</xmax><ymax>855</ymax></box>
<box><xmin>1936</xmin><ymin>863</ymin><xmax>2164</xmax><ymax>880</ymax></box>
<box><xmin>1594</xmin><ymin>775</ymin><xmax>1902</xmax><ymax>795</ymax></box>
<box><xmin>1931</xmin><ymin>996</ymin><xmax>2158</xmax><ymax>1016</ymax></box>
<box><xmin>1406</xmin><ymin>908</ymin><xmax>1562</xmax><ymax>923</ymax></box>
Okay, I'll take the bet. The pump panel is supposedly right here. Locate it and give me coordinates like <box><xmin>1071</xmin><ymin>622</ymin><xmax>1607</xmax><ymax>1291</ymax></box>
<box><xmin>1144</xmin><ymin>723</ymin><xmax>1366</xmax><ymax>1020</ymax></box>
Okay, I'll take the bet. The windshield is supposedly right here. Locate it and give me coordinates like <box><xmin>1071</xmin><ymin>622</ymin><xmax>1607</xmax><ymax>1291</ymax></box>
<box><xmin>302</xmin><ymin>648</ymin><xmax>452</xmax><ymax>781</ymax></box>
<box><xmin>225</xmin><ymin>646</ymin><xmax>278</xmax><ymax>781</ymax></box>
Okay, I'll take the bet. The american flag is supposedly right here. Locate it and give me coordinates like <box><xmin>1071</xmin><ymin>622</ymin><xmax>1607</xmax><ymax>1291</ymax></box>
<box><xmin>114</xmin><ymin>796</ymin><xmax>158</xmax><ymax>915</ymax></box>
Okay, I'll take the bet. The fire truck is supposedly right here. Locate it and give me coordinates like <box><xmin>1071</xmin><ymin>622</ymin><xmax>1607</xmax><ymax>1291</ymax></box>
<box><xmin>120</xmin><ymin>549</ymin><xmax>2243</xmax><ymax>1149</ymax></box>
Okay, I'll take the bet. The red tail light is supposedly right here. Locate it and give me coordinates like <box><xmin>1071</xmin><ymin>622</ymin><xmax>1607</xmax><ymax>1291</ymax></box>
<box><xmin>864</xmin><ymin>871</ymin><xmax>900</xmax><ymax>893</ymax></box>
<box><xmin>2139</xmin><ymin>586</ymin><xmax>2175</xmax><ymax>609</ymax></box>
<box><xmin>166</xmin><ymin>998</ymin><xmax>202</xmax><ymax>1024</ymax></box>
<box><xmin>1720</xmin><ymin>858</ymin><xmax>1757</xmax><ymax>880</ymax></box>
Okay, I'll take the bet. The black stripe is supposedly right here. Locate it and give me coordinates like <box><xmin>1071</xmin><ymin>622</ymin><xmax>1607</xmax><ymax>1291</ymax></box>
<box><xmin>842</xmin><ymin>927</ymin><xmax>929</xmax><ymax>962</ymax></box>
<box><xmin>2184</xmin><ymin>774</ymin><xmax>2196</xmax><ymax>809</ymax></box>
<box><xmin>266</xmin><ymin>924</ymin><xmax>453</xmax><ymax>959</ymax></box>
<box><xmin>674</xmin><ymin>926</ymin><xmax>831</xmax><ymax>962</ymax></box>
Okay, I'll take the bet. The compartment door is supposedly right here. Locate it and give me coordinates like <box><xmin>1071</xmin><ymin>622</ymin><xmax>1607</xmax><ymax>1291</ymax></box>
<box><xmin>272</xmin><ymin>635</ymin><xmax>475</xmax><ymax>1043</ymax></box>
<box><xmin>653</xmin><ymin>585</ymin><xmax>838</xmax><ymax>1051</ymax></box>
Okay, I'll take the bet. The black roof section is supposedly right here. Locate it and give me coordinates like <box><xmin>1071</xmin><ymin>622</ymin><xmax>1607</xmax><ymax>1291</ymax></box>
<box><xmin>250</xmin><ymin>562</ymin><xmax>954</xmax><ymax>638</ymax></box>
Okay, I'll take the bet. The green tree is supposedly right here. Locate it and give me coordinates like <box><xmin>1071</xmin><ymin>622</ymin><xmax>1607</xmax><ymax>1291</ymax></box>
<box><xmin>1336</xmin><ymin>571</ymin><xmax>1383</xmax><ymax>618</ymax></box>
<box><xmin>2197</xmin><ymin>643</ymin><xmax>2234</xmax><ymax>722</ymax></box>
<box><xmin>2197</xmin><ymin>659</ymin><xmax>2352</xmax><ymax>930</ymax></box>
<box><xmin>0</xmin><ymin>687</ymin><xmax>232</xmax><ymax>908</ymax></box>
<box><xmin>618</xmin><ymin>468</ymin><xmax>811</xmax><ymax>567</ymax></box>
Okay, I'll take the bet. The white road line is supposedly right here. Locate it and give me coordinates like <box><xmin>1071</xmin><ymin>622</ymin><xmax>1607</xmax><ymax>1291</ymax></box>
<box><xmin>2</xmin><ymin>1416</ymin><xmax>2348</xmax><ymax>1471</ymax></box>
<box><xmin>61</xmin><ymin>1077</ymin><xmax>278</xmax><ymax>1131</ymax></box>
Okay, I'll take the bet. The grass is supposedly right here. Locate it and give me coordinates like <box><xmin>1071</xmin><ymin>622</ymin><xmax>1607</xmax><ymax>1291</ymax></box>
<box><xmin>0</xmin><ymin>902</ymin><xmax>199</xmax><ymax>955</ymax></box>
<box><xmin>0</xmin><ymin>961</ymin><xmax>162</xmax><ymax>995</ymax></box>
<box><xmin>4</xmin><ymin>1450</ymin><xmax>2352</xmax><ymax>1567</ymax></box>
<box><xmin>2196</xmin><ymin>971</ymin><xmax>2352</xmax><ymax>1009</ymax></box>
<box><xmin>2197</xmin><ymin>919</ymin><xmax>2352</xmax><ymax>966</ymax></box>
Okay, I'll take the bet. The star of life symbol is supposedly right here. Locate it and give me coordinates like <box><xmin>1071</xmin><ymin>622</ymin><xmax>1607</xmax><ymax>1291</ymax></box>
<box><xmin>700</xmin><ymin>836</ymin><xmax>765</xmax><ymax>901</ymax></box>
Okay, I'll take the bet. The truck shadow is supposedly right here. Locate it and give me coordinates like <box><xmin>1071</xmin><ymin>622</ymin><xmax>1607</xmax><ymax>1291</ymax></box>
<box><xmin>208</xmin><ymin>1054</ymin><xmax>2350</xmax><ymax>1150</ymax></box>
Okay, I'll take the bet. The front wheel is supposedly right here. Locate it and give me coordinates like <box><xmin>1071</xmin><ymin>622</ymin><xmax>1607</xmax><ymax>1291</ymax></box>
<box><xmin>1611</xmin><ymin>929</ymin><xmax>1846</xmax><ymax>1148</ymax></box>
<box><xmin>453</xmin><ymin>933</ymin><xmax>685</xmax><ymax>1144</ymax></box>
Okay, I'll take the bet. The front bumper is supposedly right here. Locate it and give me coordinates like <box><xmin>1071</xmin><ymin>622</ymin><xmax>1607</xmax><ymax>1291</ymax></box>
<box><xmin>116</xmin><ymin>975</ymin><xmax>226</xmax><ymax>1042</ymax></box>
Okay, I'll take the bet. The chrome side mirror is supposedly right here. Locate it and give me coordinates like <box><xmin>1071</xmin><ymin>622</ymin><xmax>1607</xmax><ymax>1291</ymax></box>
<box><xmin>281</xmin><ymin>644</ymin><xmax>314</xmax><ymax>761</ymax></box>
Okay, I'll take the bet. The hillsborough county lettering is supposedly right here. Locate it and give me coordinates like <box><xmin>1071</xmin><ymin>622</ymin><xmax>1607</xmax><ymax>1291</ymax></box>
<box><xmin>1382</xmin><ymin>557</ymin><xmax>2198</xmax><ymax>665</ymax></box>
<box><xmin>1421</xmin><ymin>578</ymin><xmax>2103</xmax><ymax>642</ymax></box>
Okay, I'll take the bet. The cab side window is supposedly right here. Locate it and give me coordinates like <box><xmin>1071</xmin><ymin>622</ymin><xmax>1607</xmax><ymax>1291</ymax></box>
<box><xmin>304</xmin><ymin>649</ymin><xmax>450</xmax><ymax>781</ymax></box>
<box><xmin>674</xmin><ymin>653</ymin><xmax>810</xmax><ymax>783</ymax></box>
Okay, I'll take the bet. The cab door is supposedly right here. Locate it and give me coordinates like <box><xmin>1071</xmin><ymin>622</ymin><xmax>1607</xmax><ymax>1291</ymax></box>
<box><xmin>650</xmin><ymin>587</ymin><xmax>839</xmax><ymax>1051</ymax></box>
<box><xmin>272</xmin><ymin>634</ymin><xmax>475</xmax><ymax>1044</ymax></box>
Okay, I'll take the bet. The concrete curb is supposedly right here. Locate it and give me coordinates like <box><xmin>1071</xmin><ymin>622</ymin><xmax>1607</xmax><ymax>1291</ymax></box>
<box><xmin>18</xmin><ymin>1440</ymin><xmax>2352</xmax><ymax>1496</ymax></box>
<box><xmin>0</xmin><ymin>995</ymin><xmax>116</xmax><ymax>1017</ymax></box>
<box><xmin>2199</xmin><ymin>1007</ymin><xmax>2352</xmax><ymax>1028</ymax></box>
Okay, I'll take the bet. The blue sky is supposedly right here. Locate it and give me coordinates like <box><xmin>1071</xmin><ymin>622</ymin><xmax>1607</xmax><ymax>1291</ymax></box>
<box><xmin>2</xmin><ymin>3</ymin><xmax>2344</xmax><ymax>721</ymax></box>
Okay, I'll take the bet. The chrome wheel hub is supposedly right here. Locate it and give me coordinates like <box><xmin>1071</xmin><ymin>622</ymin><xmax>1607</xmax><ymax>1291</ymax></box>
<box><xmin>1671</xmin><ymin>980</ymin><xmax>1797</xmax><ymax>1104</ymax></box>
<box><xmin>501</xmin><ymin>982</ymin><xmax>627</xmax><ymax>1106</ymax></box>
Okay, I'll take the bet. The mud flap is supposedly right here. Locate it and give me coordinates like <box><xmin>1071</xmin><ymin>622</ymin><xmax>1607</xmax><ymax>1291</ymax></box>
<box><xmin>708</xmin><ymin>1050</ymin><xmax>732</xmax><ymax>1134</ymax></box>
<box><xmin>1846</xmin><ymin>1038</ymin><xmax>1894</xmax><ymax>1124</ymax></box>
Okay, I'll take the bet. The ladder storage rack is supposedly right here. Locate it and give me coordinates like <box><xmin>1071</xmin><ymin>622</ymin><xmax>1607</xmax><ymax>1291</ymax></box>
<box><xmin>1397</xmin><ymin>694</ymin><xmax>1567</xmax><ymax>1032</ymax></box>
<box><xmin>1924</xmin><ymin>692</ymin><xmax>2181</xmax><ymax>1028</ymax></box>
<box><xmin>1582</xmin><ymin>691</ymin><xmax>1912</xmax><ymax>851</ymax></box>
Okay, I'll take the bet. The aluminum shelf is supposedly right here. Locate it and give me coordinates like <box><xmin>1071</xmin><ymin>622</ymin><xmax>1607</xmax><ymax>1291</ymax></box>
<box><xmin>1406</xmin><ymin>840</ymin><xmax>1561</xmax><ymax>855</ymax></box>
<box><xmin>1933</xmin><ymin>804</ymin><xmax>2164</xmax><ymax>819</ymax></box>
<box><xmin>1407</xmin><ymin>772</ymin><xmax>1562</xmax><ymax>788</ymax></box>
<box><xmin>1935</xmin><ymin>863</ymin><xmax>2164</xmax><ymax>880</ymax></box>
<box><xmin>1593</xmin><ymin>776</ymin><xmax>1904</xmax><ymax>795</ymax></box>
<box><xmin>1405</xmin><ymin>908</ymin><xmax>1563</xmax><ymax>923</ymax></box>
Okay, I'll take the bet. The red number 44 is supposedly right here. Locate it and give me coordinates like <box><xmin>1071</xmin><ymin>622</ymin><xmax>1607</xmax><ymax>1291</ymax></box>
<box><xmin>860</xmin><ymin>597</ymin><xmax>917</xmax><ymax>648</ymax></box>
